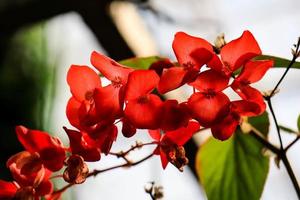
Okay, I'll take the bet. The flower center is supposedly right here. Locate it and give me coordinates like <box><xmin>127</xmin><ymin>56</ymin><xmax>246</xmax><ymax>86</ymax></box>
<box><xmin>137</xmin><ymin>95</ymin><xmax>149</xmax><ymax>104</ymax></box>
<box><xmin>203</xmin><ymin>89</ymin><xmax>216</xmax><ymax>98</ymax></box>
<box><xmin>85</xmin><ymin>91</ymin><xmax>94</xmax><ymax>101</ymax></box>
<box><xmin>112</xmin><ymin>76</ymin><xmax>122</xmax><ymax>88</ymax></box>
<box><xmin>182</xmin><ymin>61</ymin><xmax>195</xmax><ymax>71</ymax></box>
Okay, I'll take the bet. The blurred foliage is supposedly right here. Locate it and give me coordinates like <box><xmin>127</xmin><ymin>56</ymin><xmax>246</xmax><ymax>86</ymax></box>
<box><xmin>256</xmin><ymin>55</ymin><xmax>300</xmax><ymax>68</ymax></box>
<box><xmin>0</xmin><ymin>23</ymin><xmax>56</xmax><ymax>179</ymax></box>
<box><xmin>196</xmin><ymin>112</ymin><xmax>270</xmax><ymax>200</ymax></box>
<box><xmin>120</xmin><ymin>56</ymin><xmax>165</xmax><ymax>69</ymax></box>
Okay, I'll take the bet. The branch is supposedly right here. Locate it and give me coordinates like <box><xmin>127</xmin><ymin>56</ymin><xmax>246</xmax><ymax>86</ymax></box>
<box><xmin>53</xmin><ymin>142</ymin><xmax>156</xmax><ymax>195</ymax></box>
<box><xmin>269</xmin><ymin>37</ymin><xmax>300</xmax><ymax>97</ymax></box>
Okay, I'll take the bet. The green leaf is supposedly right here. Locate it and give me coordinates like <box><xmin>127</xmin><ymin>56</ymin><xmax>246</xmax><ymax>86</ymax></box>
<box><xmin>255</xmin><ymin>55</ymin><xmax>300</xmax><ymax>69</ymax></box>
<box><xmin>196</xmin><ymin>113</ymin><xmax>270</xmax><ymax>200</ymax></box>
<box><xmin>119</xmin><ymin>56</ymin><xmax>164</xmax><ymax>70</ymax></box>
<box><xmin>297</xmin><ymin>115</ymin><xmax>300</xmax><ymax>132</ymax></box>
<box><xmin>279</xmin><ymin>125</ymin><xmax>298</xmax><ymax>134</ymax></box>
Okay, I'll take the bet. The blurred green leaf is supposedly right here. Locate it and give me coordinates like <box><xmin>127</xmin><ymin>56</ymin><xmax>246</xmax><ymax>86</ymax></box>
<box><xmin>196</xmin><ymin>113</ymin><xmax>270</xmax><ymax>200</ymax></box>
<box><xmin>119</xmin><ymin>56</ymin><xmax>164</xmax><ymax>70</ymax></box>
<box><xmin>279</xmin><ymin>125</ymin><xmax>298</xmax><ymax>134</ymax></box>
<box><xmin>255</xmin><ymin>55</ymin><xmax>300</xmax><ymax>69</ymax></box>
<box><xmin>297</xmin><ymin>115</ymin><xmax>300</xmax><ymax>132</ymax></box>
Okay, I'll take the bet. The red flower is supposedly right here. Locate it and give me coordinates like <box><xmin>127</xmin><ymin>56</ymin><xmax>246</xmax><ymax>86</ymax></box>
<box><xmin>4</xmin><ymin>150</ymin><xmax>54</xmax><ymax>199</ymax></box>
<box><xmin>188</xmin><ymin>69</ymin><xmax>230</xmax><ymax>127</ymax></box>
<box><xmin>159</xmin><ymin>100</ymin><xmax>190</xmax><ymax>131</ymax></box>
<box><xmin>66</xmin><ymin>65</ymin><xmax>102</xmax><ymax>130</ymax></box>
<box><xmin>207</xmin><ymin>30</ymin><xmax>262</xmax><ymax>77</ymax></box>
<box><xmin>211</xmin><ymin>100</ymin><xmax>261</xmax><ymax>140</ymax></box>
<box><xmin>90</xmin><ymin>51</ymin><xmax>133</xmax><ymax>121</ymax></box>
<box><xmin>15</xmin><ymin>126</ymin><xmax>66</xmax><ymax>172</ymax></box>
<box><xmin>124</xmin><ymin>70</ymin><xmax>162</xmax><ymax>129</ymax></box>
<box><xmin>64</xmin><ymin>122</ymin><xmax>118</xmax><ymax>161</ymax></box>
<box><xmin>149</xmin><ymin>121</ymin><xmax>200</xmax><ymax>170</ymax></box>
<box><xmin>231</xmin><ymin>60</ymin><xmax>273</xmax><ymax>114</ymax></box>
<box><xmin>64</xmin><ymin>127</ymin><xmax>101</xmax><ymax>162</ymax></box>
<box><xmin>158</xmin><ymin>32</ymin><xmax>214</xmax><ymax>94</ymax></box>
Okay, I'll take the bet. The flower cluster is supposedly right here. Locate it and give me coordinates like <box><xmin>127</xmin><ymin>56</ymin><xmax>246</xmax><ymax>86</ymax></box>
<box><xmin>0</xmin><ymin>30</ymin><xmax>272</xmax><ymax>199</ymax></box>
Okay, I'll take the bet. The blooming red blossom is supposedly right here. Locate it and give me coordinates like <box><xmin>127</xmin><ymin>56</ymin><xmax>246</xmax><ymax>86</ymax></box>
<box><xmin>4</xmin><ymin>150</ymin><xmax>54</xmax><ymax>199</ymax></box>
<box><xmin>207</xmin><ymin>30</ymin><xmax>262</xmax><ymax>77</ymax></box>
<box><xmin>188</xmin><ymin>69</ymin><xmax>230</xmax><ymax>127</ymax></box>
<box><xmin>211</xmin><ymin>100</ymin><xmax>261</xmax><ymax>140</ymax></box>
<box><xmin>231</xmin><ymin>60</ymin><xmax>273</xmax><ymax>114</ymax></box>
<box><xmin>124</xmin><ymin>70</ymin><xmax>162</xmax><ymax>129</ymax></box>
<box><xmin>66</xmin><ymin>65</ymin><xmax>102</xmax><ymax>131</ymax></box>
<box><xmin>159</xmin><ymin>100</ymin><xmax>190</xmax><ymax>131</ymax></box>
<box><xmin>90</xmin><ymin>51</ymin><xmax>133</xmax><ymax>120</ymax></box>
<box><xmin>149</xmin><ymin>121</ymin><xmax>200</xmax><ymax>170</ymax></box>
<box><xmin>15</xmin><ymin>126</ymin><xmax>66</xmax><ymax>172</ymax></box>
<box><xmin>157</xmin><ymin>32</ymin><xmax>214</xmax><ymax>94</ymax></box>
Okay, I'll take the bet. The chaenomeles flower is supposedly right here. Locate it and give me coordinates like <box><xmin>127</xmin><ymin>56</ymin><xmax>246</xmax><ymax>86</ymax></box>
<box><xmin>159</xmin><ymin>100</ymin><xmax>190</xmax><ymax>131</ymax></box>
<box><xmin>149</xmin><ymin>121</ymin><xmax>200</xmax><ymax>171</ymax></box>
<box><xmin>157</xmin><ymin>32</ymin><xmax>214</xmax><ymax>94</ymax></box>
<box><xmin>211</xmin><ymin>100</ymin><xmax>261</xmax><ymax>140</ymax></box>
<box><xmin>15</xmin><ymin>126</ymin><xmax>66</xmax><ymax>172</ymax></box>
<box><xmin>188</xmin><ymin>69</ymin><xmax>230</xmax><ymax>127</ymax></box>
<box><xmin>231</xmin><ymin>60</ymin><xmax>274</xmax><ymax>114</ymax></box>
<box><xmin>0</xmin><ymin>126</ymin><xmax>67</xmax><ymax>199</ymax></box>
<box><xmin>124</xmin><ymin>69</ymin><xmax>163</xmax><ymax>129</ymax></box>
<box><xmin>204</xmin><ymin>30</ymin><xmax>262</xmax><ymax>77</ymax></box>
<box><xmin>64</xmin><ymin>122</ymin><xmax>118</xmax><ymax>162</ymax></box>
<box><xmin>90</xmin><ymin>51</ymin><xmax>134</xmax><ymax>122</ymax></box>
<box><xmin>2</xmin><ymin>151</ymin><xmax>54</xmax><ymax>200</ymax></box>
<box><xmin>66</xmin><ymin>65</ymin><xmax>102</xmax><ymax>131</ymax></box>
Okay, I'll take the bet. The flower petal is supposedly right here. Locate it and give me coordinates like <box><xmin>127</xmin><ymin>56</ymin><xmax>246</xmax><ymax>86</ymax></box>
<box><xmin>90</xmin><ymin>51</ymin><xmax>133</xmax><ymax>84</ymax></box>
<box><xmin>157</xmin><ymin>67</ymin><xmax>186</xmax><ymax>94</ymax></box>
<box><xmin>159</xmin><ymin>100</ymin><xmax>190</xmax><ymax>131</ymax></box>
<box><xmin>121</xmin><ymin>117</ymin><xmax>136</xmax><ymax>138</ymax></box>
<box><xmin>64</xmin><ymin>127</ymin><xmax>101</xmax><ymax>162</ymax></box>
<box><xmin>94</xmin><ymin>85</ymin><xmax>123</xmax><ymax>121</ymax></box>
<box><xmin>67</xmin><ymin>65</ymin><xmax>101</xmax><ymax>102</ymax></box>
<box><xmin>188</xmin><ymin>92</ymin><xmax>230</xmax><ymax>127</ymax></box>
<box><xmin>231</xmin><ymin>100</ymin><xmax>261</xmax><ymax>117</ymax></box>
<box><xmin>0</xmin><ymin>180</ymin><xmax>17</xmax><ymax>199</ymax></box>
<box><xmin>235</xmin><ymin>60</ymin><xmax>273</xmax><ymax>84</ymax></box>
<box><xmin>232</xmin><ymin>85</ymin><xmax>266</xmax><ymax>114</ymax></box>
<box><xmin>189</xmin><ymin>47</ymin><xmax>214</xmax><ymax>68</ymax></box>
<box><xmin>148</xmin><ymin>129</ymin><xmax>161</xmax><ymax>141</ymax></box>
<box><xmin>35</xmin><ymin>180</ymin><xmax>53</xmax><ymax>196</ymax></box>
<box><xmin>15</xmin><ymin>126</ymin><xmax>65</xmax><ymax>171</ymax></box>
<box><xmin>189</xmin><ymin>69</ymin><xmax>229</xmax><ymax>92</ymax></box>
<box><xmin>159</xmin><ymin>150</ymin><xmax>169</xmax><ymax>169</ymax></box>
<box><xmin>164</xmin><ymin>121</ymin><xmax>200</xmax><ymax>146</ymax></box>
<box><xmin>66</xmin><ymin>97</ymin><xmax>81</xmax><ymax>129</ymax></box>
<box><xmin>125</xmin><ymin>70</ymin><xmax>160</xmax><ymax>101</ymax></box>
<box><xmin>149</xmin><ymin>58</ymin><xmax>174</xmax><ymax>76</ymax></box>
<box><xmin>124</xmin><ymin>94</ymin><xmax>162</xmax><ymax>129</ymax></box>
<box><xmin>172</xmin><ymin>32</ymin><xmax>213</xmax><ymax>68</ymax></box>
<box><xmin>91</xmin><ymin>123</ymin><xmax>118</xmax><ymax>155</ymax></box>
<box><xmin>221</xmin><ymin>30</ymin><xmax>261</xmax><ymax>72</ymax></box>
<box><xmin>211</xmin><ymin>114</ymin><xmax>239</xmax><ymax>141</ymax></box>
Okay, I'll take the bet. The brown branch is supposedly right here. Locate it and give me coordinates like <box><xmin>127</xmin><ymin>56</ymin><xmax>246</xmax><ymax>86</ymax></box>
<box><xmin>53</xmin><ymin>142</ymin><xmax>156</xmax><ymax>195</ymax></box>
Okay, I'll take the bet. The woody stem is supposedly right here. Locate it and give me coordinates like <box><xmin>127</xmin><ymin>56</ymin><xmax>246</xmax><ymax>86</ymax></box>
<box><xmin>53</xmin><ymin>142</ymin><xmax>156</xmax><ymax>195</ymax></box>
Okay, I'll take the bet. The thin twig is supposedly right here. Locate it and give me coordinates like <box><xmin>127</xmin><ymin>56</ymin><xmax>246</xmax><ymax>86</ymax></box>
<box><xmin>285</xmin><ymin>136</ymin><xmax>300</xmax><ymax>152</ymax></box>
<box><xmin>266</xmin><ymin>98</ymin><xmax>284</xmax><ymax>150</ymax></box>
<box><xmin>269</xmin><ymin>37</ymin><xmax>300</xmax><ymax>97</ymax></box>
